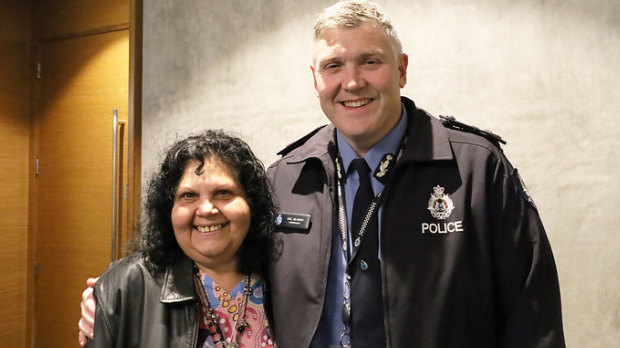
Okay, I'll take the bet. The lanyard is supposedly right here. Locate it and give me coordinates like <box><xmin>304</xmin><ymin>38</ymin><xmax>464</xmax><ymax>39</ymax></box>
<box><xmin>334</xmin><ymin>136</ymin><xmax>406</xmax><ymax>348</ymax></box>
<box><xmin>335</xmin><ymin>156</ymin><xmax>386</xmax><ymax>262</ymax></box>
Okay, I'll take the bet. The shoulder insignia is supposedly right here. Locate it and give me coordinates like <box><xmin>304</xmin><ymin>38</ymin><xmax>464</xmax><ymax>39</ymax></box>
<box><xmin>511</xmin><ymin>168</ymin><xmax>537</xmax><ymax>210</ymax></box>
<box><xmin>439</xmin><ymin>115</ymin><xmax>506</xmax><ymax>145</ymax></box>
<box><xmin>277</xmin><ymin>125</ymin><xmax>327</xmax><ymax>156</ymax></box>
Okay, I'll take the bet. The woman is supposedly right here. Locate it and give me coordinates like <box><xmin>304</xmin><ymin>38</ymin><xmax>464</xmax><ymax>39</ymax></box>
<box><xmin>87</xmin><ymin>130</ymin><xmax>277</xmax><ymax>348</ymax></box>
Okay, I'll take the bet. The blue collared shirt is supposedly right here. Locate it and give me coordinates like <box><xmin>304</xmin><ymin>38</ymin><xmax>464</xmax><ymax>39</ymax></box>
<box><xmin>310</xmin><ymin>105</ymin><xmax>409</xmax><ymax>347</ymax></box>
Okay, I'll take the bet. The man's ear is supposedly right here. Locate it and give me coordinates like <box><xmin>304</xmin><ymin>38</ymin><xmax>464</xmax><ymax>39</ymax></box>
<box><xmin>310</xmin><ymin>65</ymin><xmax>319</xmax><ymax>97</ymax></box>
<box><xmin>399</xmin><ymin>53</ymin><xmax>408</xmax><ymax>88</ymax></box>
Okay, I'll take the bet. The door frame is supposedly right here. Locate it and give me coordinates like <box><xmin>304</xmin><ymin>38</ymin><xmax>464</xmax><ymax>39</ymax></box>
<box><xmin>25</xmin><ymin>1</ymin><xmax>142</xmax><ymax>346</ymax></box>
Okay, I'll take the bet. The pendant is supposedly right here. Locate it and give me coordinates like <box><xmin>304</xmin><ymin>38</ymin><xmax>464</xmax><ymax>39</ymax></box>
<box><xmin>228</xmin><ymin>343</ymin><xmax>240</xmax><ymax>348</ymax></box>
<box><xmin>238</xmin><ymin>318</ymin><xmax>249</xmax><ymax>333</ymax></box>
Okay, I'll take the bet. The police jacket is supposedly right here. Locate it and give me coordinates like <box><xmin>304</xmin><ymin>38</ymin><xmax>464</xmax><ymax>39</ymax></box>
<box><xmin>86</xmin><ymin>254</ymin><xmax>201</xmax><ymax>347</ymax></box>
<box><xmin>267</xmin><ymin>97</ymin><xmax>565</xmax><ymax>348</ymax></box>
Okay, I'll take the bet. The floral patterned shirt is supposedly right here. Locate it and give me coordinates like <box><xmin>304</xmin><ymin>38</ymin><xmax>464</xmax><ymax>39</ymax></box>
<box><xmin>197</xmin><ymin>272</ymin><xmax>276</xmax><ymax>348</ymax></box>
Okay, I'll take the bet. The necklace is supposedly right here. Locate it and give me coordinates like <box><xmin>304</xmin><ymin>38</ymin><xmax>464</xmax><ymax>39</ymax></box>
<box><xmin>194</xmin><ymin>269</ymin><xmax>252</xmax><ymax>348</ymax></box>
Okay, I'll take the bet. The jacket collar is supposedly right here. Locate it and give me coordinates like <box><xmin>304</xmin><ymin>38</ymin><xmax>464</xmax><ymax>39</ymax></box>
<box><xmin>281</xmin><ymin>124</ymin><xmax>338</xmax><ymax>192</ymax></box>
<box><xmin>283</xmin><ymin>124</ymin><xmax>336</xmax><ymax>164</ymax></box>
<box><xmin>399</xmin><ymin>96</ymin><xmax>454</xmax><ymax>162</ymax></box>
<box><xmin>282</xmin><ymin>96</ymin><xmax>453</xmax><ymax>164</ymax></box>
<box><xmin>160</xmin><ymin>256</ymin><xmax>197</xmax><ymax>303</ymax></box>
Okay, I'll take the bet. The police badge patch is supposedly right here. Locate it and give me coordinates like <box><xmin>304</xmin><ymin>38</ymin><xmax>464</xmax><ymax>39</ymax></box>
<box><xmin>427</xmin><ymin>185</ymin><xmax>455</xmax><ymax>220</ymax></box>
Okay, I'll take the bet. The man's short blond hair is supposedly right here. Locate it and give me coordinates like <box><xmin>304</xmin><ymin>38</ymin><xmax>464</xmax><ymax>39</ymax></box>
<box><xmin>313</xmin><ymin>0</ymin><xmax>403</xmax><ymax>56</ymax></box>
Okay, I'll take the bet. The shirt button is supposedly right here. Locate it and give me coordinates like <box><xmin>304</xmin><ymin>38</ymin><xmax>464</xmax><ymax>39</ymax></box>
<box><xmin>360</xmin><ymin>259</ymin><xmax>369</xmax><ymax>271</ymax></box>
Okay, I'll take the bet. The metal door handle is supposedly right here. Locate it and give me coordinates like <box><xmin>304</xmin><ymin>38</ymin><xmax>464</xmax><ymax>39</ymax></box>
<box><xmin>112</xmin><ymin>108</ymin><xmax>126</xmax><ymax>260</ymax></box>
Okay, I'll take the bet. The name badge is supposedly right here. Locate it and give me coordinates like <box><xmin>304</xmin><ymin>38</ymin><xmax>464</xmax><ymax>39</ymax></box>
<box><xmin>275</xmin><ymin>212</ymin><xmax>311</xmax><ymax>231</ymax></box>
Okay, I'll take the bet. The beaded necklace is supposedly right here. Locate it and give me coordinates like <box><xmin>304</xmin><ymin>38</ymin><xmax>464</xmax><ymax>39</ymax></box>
<box><xmin>193</xmin><ymin>269</ymin><xmax>251</xmax><ymax>348</ymax></box>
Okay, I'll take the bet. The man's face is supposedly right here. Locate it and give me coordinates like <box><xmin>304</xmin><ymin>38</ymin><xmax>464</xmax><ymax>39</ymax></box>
<box><xmin>311</xmin><ymin>23</ymin><xmax>408</xmax><ymax>155</ymax></box>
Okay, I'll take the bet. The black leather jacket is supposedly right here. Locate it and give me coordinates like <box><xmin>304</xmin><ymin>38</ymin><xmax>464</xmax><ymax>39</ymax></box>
<box><xmin>86</xmin><ymin>254</ymin><xmax>202</xmax><ymax>347</ymax></box>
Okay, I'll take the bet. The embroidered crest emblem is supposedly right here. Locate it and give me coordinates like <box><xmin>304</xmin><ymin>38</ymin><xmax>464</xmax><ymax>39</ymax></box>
<box><xmin>375</xmin><ymin>154</ymin><xmax>393</xmax><ymax>178</ymax></box>
<box><xmin>427</xmin><ymin>185</ymin><xmax>455</xmax><ymax>220</ymax></box>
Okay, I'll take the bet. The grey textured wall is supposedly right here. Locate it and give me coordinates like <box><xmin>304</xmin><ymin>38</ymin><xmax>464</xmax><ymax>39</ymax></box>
<box><xmin>142</xmin><ymin>1</ymin><xmax>620</xmax><ymax>346</ymax></box>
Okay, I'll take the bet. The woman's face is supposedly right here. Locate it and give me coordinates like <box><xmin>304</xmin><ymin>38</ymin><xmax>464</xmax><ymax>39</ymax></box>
<box><xmin>171</xmin><ymin>158</ymin><xmax>251</xmax><ymax>272</ymax></box>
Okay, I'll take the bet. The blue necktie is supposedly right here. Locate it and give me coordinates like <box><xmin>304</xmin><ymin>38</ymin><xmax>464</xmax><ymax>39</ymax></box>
<box><xmin>349</xmin><ymin>158</ymin><xmax>386</xmax><ymax>347</ymax></box>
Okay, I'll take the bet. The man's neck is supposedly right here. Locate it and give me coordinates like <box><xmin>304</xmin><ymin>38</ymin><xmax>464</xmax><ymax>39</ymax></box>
<box><xmin>343</xmin><ymin>118</ymin><xmax>402</xmax><ymax>157</ymax></box>
<box><xmin>336</xmin><ymin>104</ymin><xmax>409</xmax><ymax>171</ymax></box>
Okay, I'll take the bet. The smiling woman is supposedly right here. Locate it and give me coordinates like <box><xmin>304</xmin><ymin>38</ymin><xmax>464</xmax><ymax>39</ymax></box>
<box><xmin>85</xmin><ymin>130</ymin><xmax>277</xmax><ymax>348</ymax></box>
<box><xmin>172</xmin><ymin>159</ymin><xmax>252</xmax><ymax>290</ymax></box>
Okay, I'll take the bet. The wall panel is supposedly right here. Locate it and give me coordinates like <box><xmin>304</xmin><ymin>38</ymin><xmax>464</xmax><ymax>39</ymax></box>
<box><xmin>34</xmin><ymin>0</ymin><xmax>129</xmax><ymax>39</ymax></box>
<box><xmin>0</xmin><ymin>0</ymin><xmax>31</xmax><ymax>346</ymax></box>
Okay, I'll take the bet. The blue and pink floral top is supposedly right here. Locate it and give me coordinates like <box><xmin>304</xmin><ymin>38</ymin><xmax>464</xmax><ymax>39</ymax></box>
<box><xmin>197</xmin><ymin>272</ymin><xmax>276</xmax><ymax>348</ymax></box>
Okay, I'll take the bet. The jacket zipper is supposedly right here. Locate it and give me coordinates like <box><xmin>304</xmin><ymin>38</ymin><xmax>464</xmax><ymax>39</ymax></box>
<box><xmin>380</xmin><ymin>239</ymin><xmax>391</xmax><ymax>348</ymax></box>
<box><xmin>191</xmin><ymin>301</ymin><xmax>200</xmax><ymax>347</ymax></box>
<box><xmin>380</xmin><ymin>164</ymin><xmax>404</xmax><ymax>348</ymax></box>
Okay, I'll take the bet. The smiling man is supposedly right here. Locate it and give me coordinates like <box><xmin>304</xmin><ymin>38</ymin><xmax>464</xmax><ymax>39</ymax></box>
<box><xmin>79</xmin><ymin>1</ymin><xmax>565</xmax><ymax>347</ymax></box>
<box><xmin>310</xmin><ymin>20</ymin><xmax>407</xmax><ymax>156</ymax></box>
<box><xmin>266</xmin><ymin>1</ymin><xmax>565</xmax><ymax>347</ymax></box>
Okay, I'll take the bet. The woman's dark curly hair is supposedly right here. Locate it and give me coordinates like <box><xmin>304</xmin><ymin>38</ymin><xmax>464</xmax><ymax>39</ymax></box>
<box><xmin>140</xmin><ymin>129</ymin><xmax>276</xmax><ymax>276</ymax></box>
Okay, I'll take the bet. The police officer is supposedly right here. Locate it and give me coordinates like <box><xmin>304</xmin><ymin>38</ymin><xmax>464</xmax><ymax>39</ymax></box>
<box><xmin>80</xmin><ymin>1</ymin><xmax>565</xmax><ymax>347</ymax></box>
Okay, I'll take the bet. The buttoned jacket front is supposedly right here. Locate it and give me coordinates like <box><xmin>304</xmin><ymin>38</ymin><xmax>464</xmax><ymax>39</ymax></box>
<box><xmin>267</xmin><ymin>97</ymin><xmax>565</xmax><ymax>348</ymax></box>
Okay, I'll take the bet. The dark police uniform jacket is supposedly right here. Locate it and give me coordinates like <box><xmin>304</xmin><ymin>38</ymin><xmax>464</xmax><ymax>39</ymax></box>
<box><xmin>267</xmin><ymin>97</ymin><xmax>565</xmax><ymax>348</ymax></box>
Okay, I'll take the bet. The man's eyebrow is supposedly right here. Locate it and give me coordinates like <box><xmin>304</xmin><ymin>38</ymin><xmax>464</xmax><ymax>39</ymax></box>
<box><xmin>316</xmin><ymin>55</ymin><xmax>341</xmax><ymax>67</ymax></box>
<box><xmin>359</xmin><ymin>48</ymin><xmax>386</xmax><ymax>58</ymax></box>
<box><xmin>358</xmin><ymin>52</ymin><xmax>378</xmax><ymax>61</ymax></box>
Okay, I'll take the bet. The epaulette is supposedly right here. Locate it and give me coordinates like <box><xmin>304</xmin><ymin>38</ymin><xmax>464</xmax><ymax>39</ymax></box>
<box><xmin>439</xmin><ymin>115</ymin><xmax>506</xmax><ymax>145</ymax></box>
<box><xmin>277</xmin><ymin>125</ymin><xmax>327</xmax><ymax>156</ymax></box>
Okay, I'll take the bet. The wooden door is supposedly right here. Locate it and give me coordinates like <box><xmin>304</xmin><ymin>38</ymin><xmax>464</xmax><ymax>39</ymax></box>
<box><xmin>33</xmin><ymin>29</ymin><xmax>128</xmax><ymax>347</ymax></box>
